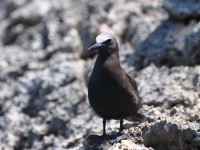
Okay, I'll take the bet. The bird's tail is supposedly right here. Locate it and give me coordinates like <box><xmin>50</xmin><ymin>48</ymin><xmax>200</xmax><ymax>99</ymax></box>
<box><xmin>125</xmin><ymin>112</ymin><xmax>145</xmax><ymax>122</ymax></box>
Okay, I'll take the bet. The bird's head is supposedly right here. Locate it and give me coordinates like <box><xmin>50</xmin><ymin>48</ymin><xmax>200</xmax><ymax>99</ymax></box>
<box><xmin>88</xmin><ymin>33</ymin><xmax>118</xmax><ymax>55</ymax></box>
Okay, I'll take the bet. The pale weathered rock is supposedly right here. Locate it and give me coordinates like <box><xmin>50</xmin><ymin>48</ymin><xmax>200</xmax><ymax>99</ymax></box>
<box><xmin>80</xmin><ymin>105</ymin><xmax>200</xmax><ymax>150</ymax></box>
<box><xmin>141</xmin><ymin>105</ymin><xmax>200</xmax><ymax>150</ymax></box>
<box><xmin>136</xmin><ymin>64</ymin><xmax>200</xmax><ymax>109</ymax></box>
<box><xmin>111</xmin><ymin>141</ymin><xmax>151</xmax><ymax>150</ymax></box>
<box><xmin>0</xmin><ymin>0</ymin><xmax>200</xmax><ymax>149</ymax></box>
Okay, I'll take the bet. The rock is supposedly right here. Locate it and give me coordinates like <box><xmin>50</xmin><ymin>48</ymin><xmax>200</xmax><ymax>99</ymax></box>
<box><xmin>136</xmin><ymin>64</ymin><xmax>200</xmax><ymax>109</ymax></box>
<box><xmin>131</xmin><ymin>19</ymin><xmax>200</xmax><ymax>70</ymax></box>
<box><xmin>141</xmin><ymin>105</ymin><xmax>200</xmax><ymax>150</ymax></box>
<box><xmin>0</xmin><ymin>0</ymin><xmax>51</xmax><ymax>45</ymax></box>
<box><xmin>0</xmin><ymin>45</ymin><xmax>46</xmax><ymax>82</ymax></box>
<box><xmin>106</xmin><ymin>0</ymin><xmax>167</xmax><ymax>46</ymax></box>
<box><xmin>15</xmin><ymin>24</ymin><xmax>46</xmax><ymax>50</ymax></box>
<box><xmin>163</xmin><ymin>0</ymin><xmax>200</xmax><ymax>20</ymax></box>
<box><xmin>0</xmin><ymin>0</ymin><xmax>28</xmax><ymax>24</ymax></box>
<box><xmin>0</xmin><ymin>0</ymin><xmax>200</xmax><ymax>149</ymax></box>
<box><xmin>80</xmin><ymin>105</ymin><xmax>200</xmax><ymax>150</ymax></box>
<box><xmin>0</xmin><ymin>57</ymin><xmax>87</xmax><ymax>149</ymax></box>
<box><xmin>111</xmin><ymin>141</ymin><xmax>151</xmax><ymax>150</ymax></box>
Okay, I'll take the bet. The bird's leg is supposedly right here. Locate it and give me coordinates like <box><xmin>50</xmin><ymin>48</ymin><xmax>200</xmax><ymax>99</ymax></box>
<box><xmin>109</xmin><ymin>119</ymin><xmax>128</xmax><ymax>143</ymax></box>
<box><xmin>114</xmin><ymin>119</ymin><xmax>128</xmax><ymax>142</ymax></box>
<box><xmin>119</xmin><ymin>119</ymin><xmax>123</xmax><ymax>135</ymax></box>
<box><xmin>86</xmin><ymin>118</ymin><xmax>108</xmax><ymax>145</ymax></box>
<box><xmin>103</xmin><ymin>118</ymin><xmax>106</xmax><ymax>136</ymax></box>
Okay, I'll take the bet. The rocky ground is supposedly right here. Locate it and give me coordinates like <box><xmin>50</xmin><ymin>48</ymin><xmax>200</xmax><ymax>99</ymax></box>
<box><xmin>0</xmin><ymin>0</ymin><xmax>200</xmax><ymax>150</ymax></box>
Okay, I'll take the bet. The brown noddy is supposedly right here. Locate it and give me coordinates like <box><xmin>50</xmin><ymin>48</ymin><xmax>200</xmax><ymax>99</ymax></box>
<box><xmin>88</xmin><ymin>33</ymin><xmax>143</xmax><ymax>141</ymax></box>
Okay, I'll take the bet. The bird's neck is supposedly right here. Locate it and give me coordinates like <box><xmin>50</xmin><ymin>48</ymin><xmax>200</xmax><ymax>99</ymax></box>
<box><xmin>94</xmin><ymin>52</ymin><xmax>121</xmax><ymax>72</ymax></box>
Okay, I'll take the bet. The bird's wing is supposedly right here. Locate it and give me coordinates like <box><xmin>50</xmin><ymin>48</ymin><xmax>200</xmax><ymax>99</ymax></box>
<box><xmin>125</xmin><ymin>72</ymin><xmax>139</xmax><ymax>96</ymax></box>
<box><xmin>125</xmin><ymin>72</ymin><xmax>140</xmax><ymax>107</ymax></box>
<box><xmin>125</xmin><ymin>73</ymin><xmax>145</xmax><ymax>122</ymax></box>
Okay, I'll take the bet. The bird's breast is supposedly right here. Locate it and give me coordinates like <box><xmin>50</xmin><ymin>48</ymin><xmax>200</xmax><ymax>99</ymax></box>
<box><xmin>88</xmin><ymin>65</ymin><xmax>135</xmax><ymax>119</ymax></box>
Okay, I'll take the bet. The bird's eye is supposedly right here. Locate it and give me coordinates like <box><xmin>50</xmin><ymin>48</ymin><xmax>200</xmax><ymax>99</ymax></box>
<box><xmin>103</xmin><ymin>39</ymin><xmax>112</xmax><ymax>44</ymax></box>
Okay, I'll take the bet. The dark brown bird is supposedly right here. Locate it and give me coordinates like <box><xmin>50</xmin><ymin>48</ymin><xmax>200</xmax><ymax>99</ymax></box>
<box><xmin>88</xmin><ymin>33</ymin><xmax>143</xmax><ymax>139</ymax></box>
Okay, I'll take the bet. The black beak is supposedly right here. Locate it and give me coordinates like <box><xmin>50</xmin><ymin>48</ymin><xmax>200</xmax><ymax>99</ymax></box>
<box><xmin>88</xmin><ymin>43</ymin><xmax>104</xmax><ymax>51</ymax></box>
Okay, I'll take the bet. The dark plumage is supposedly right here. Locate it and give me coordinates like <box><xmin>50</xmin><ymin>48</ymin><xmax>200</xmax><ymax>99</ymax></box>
<box><xmin>88</xmin><ymin>33</ymin><xmax>142</xmax><ymax>137</ymax></box>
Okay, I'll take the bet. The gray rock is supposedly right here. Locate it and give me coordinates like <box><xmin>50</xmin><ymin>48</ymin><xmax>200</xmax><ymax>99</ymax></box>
<box><xmin>0</xmin><ymin>0</ymin><xmax>200</xmax><ymax>149</ymax></box>
<box><xmin>81</xmin><ymin>105</ymin><xmax>200</xmax><ymax>150</ymax></box>
<box><xmin>0</xmin><ymin>0</ymin><xmax>27</xmax><ymax>22</ymax></box>
<box><xmin>131</xmin><ymin>19</ymin><xmax>200</xmax><ymax>70</ymax></box>
<box><xmin>141</xmin><ymin>105</ymin><xmax>200</xmax><ymax>150</ymax></box>
<box><xmin>136</xmin><ymin>64</ymin><xmax>200</xmax><ymax>109</ymax></box>
<box><xmin>163</xmin><ymin>0</ymin><xmax>200</xmax><ymax>20</ymax></box>
<box><xmin>0</xmin><ymin>0</ymin><xmax>51</xmax><ymax>45</ymax></box>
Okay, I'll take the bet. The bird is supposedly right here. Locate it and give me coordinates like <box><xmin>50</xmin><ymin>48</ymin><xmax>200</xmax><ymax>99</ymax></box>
<box><xmin>88</xmin><ymin>33</ymin><xmax>143</xmax><ymax>143</ymax></box>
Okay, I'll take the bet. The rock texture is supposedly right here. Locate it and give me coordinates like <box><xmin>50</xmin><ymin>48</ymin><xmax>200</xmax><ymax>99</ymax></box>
<box><xmin>137</xmin><ymin>64</ymin><xmax>200</xmax><ymax>109</ymax></box>
<box><xmin>163</xmin><ymin>0</ymin><xmax>200</xmax><ymax>20</ymax></box>
<box><xmin>81</xmin><ymin>105</ymin><xmax>200</xmax><ymax>150</ymax></box>
<box><xmin>0</xmin><ymin>0</ymin><xmax>200</xmax><ymax>150</ymax></box>
<box><xmin>131</xmin><ymin>19</ymin><xmax>200</xmax><ymax>70</ymax></box>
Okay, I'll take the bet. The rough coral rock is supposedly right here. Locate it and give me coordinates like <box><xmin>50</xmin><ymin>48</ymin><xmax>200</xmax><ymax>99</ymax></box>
<box><xmin>80</xmin><ymin>105</ymin><xmax>200</xmax><ymax>150</ymax></box>
<box><xmin>0</xmin><ymin>0</ymin><xmax>200</xmax><ymax>149</ymax></box>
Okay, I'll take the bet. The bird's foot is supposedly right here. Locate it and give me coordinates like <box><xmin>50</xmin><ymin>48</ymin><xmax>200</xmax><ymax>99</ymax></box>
<box><xmin>86</xmin><ymin>134</ymin><xmax>109</xmax><ymax>145</ymax></box>
<box><xmin>108</xmin><ymin>134</ymin><xmax>128</xmax><ymax>143</ymax></box>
